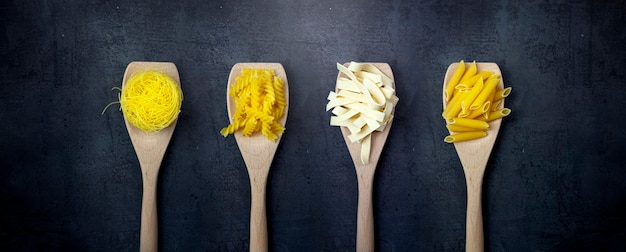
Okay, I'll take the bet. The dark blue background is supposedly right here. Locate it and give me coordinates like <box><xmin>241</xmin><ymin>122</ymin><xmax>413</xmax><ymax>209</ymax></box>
<box><xmin>2</xmin><ymin>0</ymin><xmax>625</xmax><ymax>251</ymax></box>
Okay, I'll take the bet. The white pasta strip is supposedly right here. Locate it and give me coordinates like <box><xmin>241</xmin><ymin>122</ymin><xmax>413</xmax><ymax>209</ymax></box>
<box><xmin>362</xmin><ymin>77</ymin><xmax>386</xmax><ymax>106</ymax></box>
<box><xmin>347</xmin><ymin>62</ymin><xmax>393</xmax><ymax>85</ymax></box>
<box><xmin>348</xmin><ymin>124</ymin><xmax>376</xmax><ymax>143</ymax></box>
<box><xmin>327</xmin><ymin>62</ymin><xmax>397</xmax><ymax>164</ymax></box>
<box><xmin>336</xmin><ymin>78</ymin><xmax>361</xmax><ymax>92</ymax></box>
<box><xmin>343</xmin><ymin>102</ymin><xmax>385</xmax><ymax>122</ymax></box>
<box><xmin>360</xmin><ymin>134</ymin><xmax>372</xmax><ymax>164</ymax></box>
<box><xmin>331</xmin><ymin>106</ymin><xmax>348</xmax><ymax>115</ymax></box>
<box><xmin>334</xmin><ymin>108</ymin><xmax>359</xmax><ymax>122</ymax></box>
<box><xmin>354</xmin><ymin>71</ymin><xmax>382</xmax><ymax>85</ymax></box>
<box><xmin>353</xmin><ymin>116</ymin><xmax>366</xmax><ymax>128</ymax></box>
<box><xmin>326</xmin><ymin>95</ymin><xmax>357</xmax><ymax>111</ymax></box>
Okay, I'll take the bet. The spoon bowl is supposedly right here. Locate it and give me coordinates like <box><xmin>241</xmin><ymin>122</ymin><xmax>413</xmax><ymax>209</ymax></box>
<box><xmin>226</xmin><ymin>63</ymin><xmax>288</xmax><ymax>252</ymax></box>
<box><xmin>337</xmin><ymin>62</ymin><xmax>394</xmax><ymax>252</ymax></box>
<box><xmin>442</xmin><ymin>62</ymin><xmax>504</xmax><ymax>252</ymax></box>
<box><xmin>122</xmin><ymin>61</ymin><xmax>180</xmax><ymax>252</ymax></box>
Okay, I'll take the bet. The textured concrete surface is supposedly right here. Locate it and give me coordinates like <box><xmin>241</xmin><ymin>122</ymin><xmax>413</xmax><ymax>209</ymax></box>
<box><xmin>1</xmin><ymin>0</ymin><xmax>625</xmax><ymax>251</ymax></box>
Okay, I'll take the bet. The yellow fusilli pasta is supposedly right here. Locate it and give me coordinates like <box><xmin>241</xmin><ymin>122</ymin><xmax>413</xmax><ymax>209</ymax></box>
<box><xmin>220</xmin><ymin>68</ymin><xmax>286</xmax><ymax>141</ymax></box>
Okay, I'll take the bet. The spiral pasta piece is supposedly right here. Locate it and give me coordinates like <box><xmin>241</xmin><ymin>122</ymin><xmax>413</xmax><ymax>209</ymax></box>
<box><xmin>221</xmin><ymin>68</ymin><xmax>286</xmax><ymax>141</ymax></box>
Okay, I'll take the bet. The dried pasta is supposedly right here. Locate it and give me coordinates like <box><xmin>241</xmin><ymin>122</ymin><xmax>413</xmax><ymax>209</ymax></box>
<box><xmin>327</xmin><ymin>62</ymin><xmax>398</xmax><ymax>164</ymax></box>
<box><xmin>220</xmin><ymin>68</ymin><xmax>286</xmax><ymax>141</ymax></box>
<box><xmin>116</xmin><ymin>70</ymin><xmax>183</xmax><ymax>132</ymax></box>
<box><xmin>445</xmin><ymin>60</ymin><xmax>465</xmax><ymax>102</ymax></box>
<box><xmin>444</xmin><ymin>131</ymin><xmax>487</xmax><ymax>143</ymax></box>
<box><xmin>447</xmin><ymin>118</ymin><xmax>490</xmax><ymax>130</ymax></box>
<box><xmin>446</xmin><ymin>124</ymin><xmax>480</xmax><ymax>132</ymax></box>
<box><xmin>494</xmin><ymin>87</ymin><xmax>512</xmax><ymax>101</ymax></box>
<box><xmin>459</xmin><ymin>61</ymin><xmax>477</xmax><ymax>84</ymax></box>
<box><xmin>442</xmin><ymin>60</ymin><xmax>512</xmax><ymax>143</ymax></box>
<box><xmin>470</xmin><ymin>76</ymin><xmax>500</xmax><ymax>110</ymax></box>
<box><xmin>485</xmin><ymin>108</ymin><xmax>511</xmax><ymax>122</ymax></box>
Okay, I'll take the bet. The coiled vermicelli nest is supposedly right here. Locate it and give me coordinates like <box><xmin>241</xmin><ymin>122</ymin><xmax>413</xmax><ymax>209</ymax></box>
<box><xmin>120</xmin><ymin>70</ymin><xmax>183</xmax><ymax>132</ymax></box>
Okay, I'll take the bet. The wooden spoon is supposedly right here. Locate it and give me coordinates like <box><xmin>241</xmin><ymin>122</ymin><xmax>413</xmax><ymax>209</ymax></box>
<box><xmin>442</xmin><ymin>62</ymin><xmax>504</xmax><ymax>252</ymax></box>
<box><xmin>226</xmin><ymin>63</ymin><xmax>289</xmax><ymax>252</ymax></box>
<box><xmin>336</xmin><ymin>62</ymin><xmax>395</xmax><ymax>252</ymax></box>
<box><xmin>122</xmin><ymin>61</ymin><xmax>180</xmax><ymax>252</ymax></box>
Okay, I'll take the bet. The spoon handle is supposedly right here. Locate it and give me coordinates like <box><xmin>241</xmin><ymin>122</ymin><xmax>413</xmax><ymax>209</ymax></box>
<box><xmin>140</xmin><ymin>177</ymin><xmax>158</xmax><ymax>252</ymax></box>
<box><xmin>465</xmin><ymin>178</ymin><xmax>484</xmax><ymax>252</ymax></box>
<box><xmin>356</xmin><ymin>173</ymin><xmax>375</xmax><ymax>252</ymax></box>
<box><xmin>249</xmin><ymin>175</ymin><xmax>268</xmax><ymax>252</ymax></box>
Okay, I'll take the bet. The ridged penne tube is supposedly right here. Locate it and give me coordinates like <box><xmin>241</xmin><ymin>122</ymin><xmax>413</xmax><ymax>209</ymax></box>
<box><xmin>446</xmin><ymin>124</ymin><xmax>481</xmax><ymax>132</ymax></box>
<box><xmin>443</xmin><ymin>89</ymin><xmax>470</xmax><ymax>119</ymax></box>
<box><xmin>468</xmin><ymin>101</ymin><xmax>490</xmax><ymax>119</ymax></box>
<box><xmin>455</xmin><ymin>83</ymin><xmax>470</xmax><ymax>90</ymax></box>
<box><xmin>460</xmin><ymin>101</ymin><xmax>469</xmax><ymax>117</ymax></box>
<box><xmin>444</xmin><ymin>131</ymin><xmax>487</xmax><ymax>143</ymax></box>
<box><xmin>461</xmin><ymin>77</ymin><xmax>484</xmax><ymax>111</ymax></box>
<box><xmin>458</xmin><ymin>70</ymin><xmax>493</xmax><ymax>87</ymax></box>
<box><xmin>442</xmin><ymin>61</ymin><xmax>512</xmax><ymax>144</ymax></box>
<box><xmin>459</xmin><ymin>61</ymin><xmax>477</xmax><ymax>84</ymax></box>
<box><xmin>494</xmin><ymin>87</ymin><xmax>512</xmax><ymax>100</ymax></box>
<box><xmin>470</xmin><ymin>76</ymin><xmax>500</xmax><ymax>110</ymax></box>
<box><xmin>491</xmin><ymin>99</ymin><xmax>502</xmax><ymax>111</ymax></box>
<box><xmin>445</xmin><ymin>60</ymin><xmax>466</xmax><ymax>102</ymax></box>
<box><xmin>481</xmin><ymin>111</ymin><xmax>490</xmax><ymax>120</ymax></box>
<box><xmin>487</xmin><ymin>87</ymin><xmax>496</xmax><ymax>107</ymax></box>
<box><xmin>447</xmin><ymin>117</ymin><xmax>490</xmax><ymax>130</ymax></box>
<box><xmin>484</xmin><ymin>108</ymin><xmax>511</xmax><ymax>122</ymax></box>
<box><xmin>452</xmin><ymin>85</ymin><xmax>469</xmax><ymax>99</ymax></box>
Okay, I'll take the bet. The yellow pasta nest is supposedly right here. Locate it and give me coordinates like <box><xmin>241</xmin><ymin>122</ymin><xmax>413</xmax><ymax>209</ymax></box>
<box><xmin>120</xmin><ymin>70</ymin><xmax>183</xmax><ymax>132</ymax></box>
<box><xmin>221</xmin><ymin>68</ymin><xmax>286</xmax><ymax>141</ymax></box>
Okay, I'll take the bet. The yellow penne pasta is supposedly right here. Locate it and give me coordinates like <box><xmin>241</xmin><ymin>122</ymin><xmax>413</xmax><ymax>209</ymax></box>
<box><xmin>447</xmin><ymin>117</ymin><xmax>490</xmax><ymax>130</ymax></box>
<box><xmin>494</xmin><ymin>87</ymin><xmax>512</xmax><ymax>100</ymax></box>
<box><xmin>468</xmin><ymin>101</ymin><xmax>490</xmax><ymax>119</ymax></box>
<box><xmin>483</xmin><ymin>108</ymin><xmax>511</xmax><ymax>122</ymax></box>
<box><xmin>491</xmin><ymin>99</ymin><xmax>503</xmax><ymax>111</ymax></box>
<box><xmin>442</xmin><ymin>61</ymin><xmax>512</xmax><ymax>144</ymax></box>
<box><xmin>459</xmin><ymin>100</ymin><xmax>469</xmax><ymax>117</ymax></box>
<box><xmin>485</xmin><ymin>73</ymin><xmax>501</xmax><ymax>82</ymax></box>
<box><xmin>461</xmin><ymin>76</ymin><xmax>484</xmax><ymax>111</ymax></box>
<box><xmin>452</xmin><ymin>85</ymin><xmax>469</xmax><ymax>99</ymax></box>
<box><xmin>444</xmin><ymin>131</ymin><xmax>487</xmax><ymax>143</ymax></box>
<box><xmin>458</xmin><ymin>70</ymin><xmax>493</xmax><ymax>87</ymax></box>
<box><xmin>446</xmin><ymin>124</ymin><xmax>481</xmax><ymax>132</ymax></box>
<box><xmin>443</xmin><ymin>89</ymin><xmax>470</xmax><ymax>119</ymax></box>
<box><xmin>470</xmin><ymin>76</ymin><xmax>500</xmax><ymax>110</ymax></box>
<box><xmin>459</xmin><ymin>61</ymin><xmax>477</xmax><ymax>84</ymax></box>
<box><xmin>455</xmin><ymin>83</ymin><xmax>470</xmax><ymax>90</ymax></box>
<box><xmin>445</xmin><ymin>60</ymin><xmax>466</xmax><ymax>102</ymax></box>
<box><xmin>487</xmin><ymin>86</ymin><xmax>496</xmax><ymax>106</ymax></box>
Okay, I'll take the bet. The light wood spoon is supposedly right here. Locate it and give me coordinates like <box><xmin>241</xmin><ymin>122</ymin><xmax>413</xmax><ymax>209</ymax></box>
<box><xmin>336</xmin><ymin>62</ymin><xmax>395</xmax><ymax>252</ymax></box>
<box><xmin>122</xmin><ymin>61</ymin><xmax>180</xmax><ymax>252</ymax></box>
<box><xmin>442</xmin><ymin>62</ymin><xmax>504</xmax><ymax>252</ymax></box>
<box><xmin>226</xmin><ymin>63</ymin><xmax>289</xmax><ymax>252</ymax></box>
